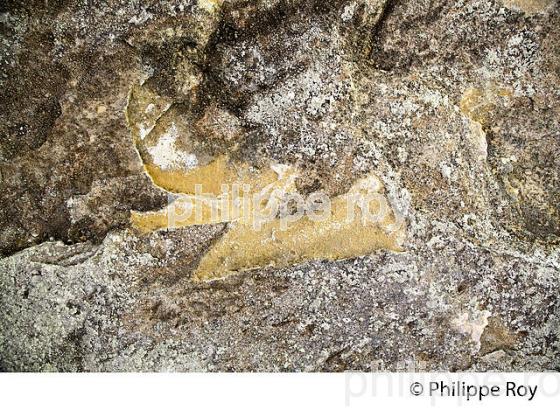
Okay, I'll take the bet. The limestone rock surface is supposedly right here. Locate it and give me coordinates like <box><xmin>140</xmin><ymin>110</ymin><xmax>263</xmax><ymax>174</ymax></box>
<box><xmin>1</xmin><ymin>0</ymin><xmax>559</xmax><ymax>371</ymax></box>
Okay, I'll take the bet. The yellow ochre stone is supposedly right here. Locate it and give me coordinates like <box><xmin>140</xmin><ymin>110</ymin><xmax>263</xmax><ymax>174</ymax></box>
<box><xmin>197</xmin><ymin>0</ymin><xmax>224</xmax><ymax>13</ymax></box>
<box><xmin>126</xmin><ymin>83</ymin><xmax>406</xmax><ymax>281</ymax></box>
<box><xmin>459</xmin><ymin>86</ymin><xmax>512</xmax><ymax>127</ymax></box>
<box><xmin>131</xmin><ymin>160</ymin><xmax>297</xmax><ymax>232</ymax></box>
<box><xmin>460</xmin><ymin>85</ymin><xmax>512</xmax><ymax>161</ymax></box>
<box><xmin>193</xmin><ymin>175</ymin><xmax>405</xmax><ymax>281</ymax></box>
<box><xmin>502</xmin><ymin>0</ymin><xmax>554</xmax><ymax>15</ymax></box>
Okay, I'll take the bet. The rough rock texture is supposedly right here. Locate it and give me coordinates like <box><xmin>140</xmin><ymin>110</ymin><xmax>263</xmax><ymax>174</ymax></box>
<box><xmin>1</xmin><ymin>0</ymin><xmax>559</xmax><ymax>371</ymax></box>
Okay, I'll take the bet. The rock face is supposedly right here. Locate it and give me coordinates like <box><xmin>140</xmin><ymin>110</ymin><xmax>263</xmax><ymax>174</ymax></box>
<box><xmin>1</xmin><ymin>0</ymin><xmax>559</xmax><ymax>371</ymax></box>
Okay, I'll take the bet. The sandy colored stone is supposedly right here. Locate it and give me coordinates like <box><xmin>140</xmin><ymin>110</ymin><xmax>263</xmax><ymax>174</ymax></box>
<box><xmin>0</xmin><ymin>0</ymin><xmax>559</xmax><ymax>372</ymax></box>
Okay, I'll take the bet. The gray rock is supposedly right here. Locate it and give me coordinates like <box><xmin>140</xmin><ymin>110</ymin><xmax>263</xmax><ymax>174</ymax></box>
<box><xmin>1</xmin><ymin>0</ymin><xmax>559</xmax><ymax>371</ymax></box>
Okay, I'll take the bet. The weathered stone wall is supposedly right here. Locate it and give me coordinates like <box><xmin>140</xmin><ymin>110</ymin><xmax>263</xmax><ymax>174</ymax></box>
<box><xmin>0</xmin><ymin>0</ymin><xmax>558</xmax><ymax>371</ymax></box>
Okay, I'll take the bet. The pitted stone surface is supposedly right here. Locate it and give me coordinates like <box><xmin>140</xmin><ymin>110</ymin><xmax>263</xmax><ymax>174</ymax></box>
<box><xmin>0</xmin><ymin>0</ymin><xmax>559</xmax><ymax>371</ymax></box>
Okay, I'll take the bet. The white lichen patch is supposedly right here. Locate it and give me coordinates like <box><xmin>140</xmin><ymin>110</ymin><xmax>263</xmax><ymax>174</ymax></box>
<box><xmin>341</xmin><ymin>2</ymin><xmax>358</xmax><ymax>22</ymax></box>
<box><xmin>468</xmin><ymin>121</ymin><xmax>489</xmax><ymax>161</ymax></box>
<box><xmin>452</xmin><ymin>310</ymin><xmax>492</xmax><ymax>350</ymax></box>
<box><xmin>146</xmin><ymin>123</ymin><xmax>198</xmax><ymax>171</ymax></box>
<box><xmin>138</xmin><ymin>123</ymin><xmax>154</xmax><ymax>140</ymax></box>
<box><xmin>420</xmin><ymin>89</ymin><xmax>450</xmax><ymax>108</ymax></box>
